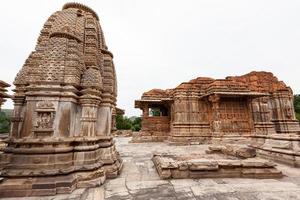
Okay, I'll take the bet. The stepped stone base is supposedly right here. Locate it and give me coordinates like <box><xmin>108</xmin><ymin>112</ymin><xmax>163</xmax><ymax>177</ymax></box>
<box><xmin>0</xmin><ymin>164</ymin><xmax>121</xmax><ymax>197</ymax></box>
<box><xmin>0</xmin><ymin>137</ymin><xmax>122</xmax><ymax>197</ymax></box>
<box><xmin>132</xmin><ymin>133</ymin><xmax>254</xmax><ymax>145</ymax></box>
<box><xmin>167</xmin><ymin>136</ymin><xmax>212</xmax><ymax>145</ymax></box>
<box><xmin>210</xmin><ymin>135</ymin><xmax>253</xmax><ymax>145</ymax></box>
<box><xmin>131</xmin><ymin>131</ymin><xmax>168</xmax><ymax>143</ymax></box>
<box><xmin>152</xmin><ymin>153</ymin><xmax>282</xmax><ymax>179</ymax></box>
<box><xmin>250</xmin><ymin>134</ymin><xmax>300</xmax><ymax>167</ymax></box>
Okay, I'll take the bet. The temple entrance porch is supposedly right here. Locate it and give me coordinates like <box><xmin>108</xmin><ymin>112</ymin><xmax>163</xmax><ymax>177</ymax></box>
<box><xmin>133</xmin><ymin>99</ymin><xmax>172</xmax><ymax>142</ymax></box>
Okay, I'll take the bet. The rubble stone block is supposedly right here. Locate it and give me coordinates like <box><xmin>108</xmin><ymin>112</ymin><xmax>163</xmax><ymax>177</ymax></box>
<box><xmin>188</xmin><ymin>159</ymin><xmax>219</xmax><ymax>171</ymax></box>
<box><xmin>152</xmin><ymin>154</ymin><xmax>282</xmax><ymax>179</ymax></box>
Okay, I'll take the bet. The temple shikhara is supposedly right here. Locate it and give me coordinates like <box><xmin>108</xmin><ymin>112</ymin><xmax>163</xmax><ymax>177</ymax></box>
<box><xmin>0</xmin><ymin>2</ymin><xmax>300</xmax><ymax>199</ymax></box>
<box><xmin>0</xmin><ymin>3</ymin><xmax>121</xmax><ymax>197</ymax></box>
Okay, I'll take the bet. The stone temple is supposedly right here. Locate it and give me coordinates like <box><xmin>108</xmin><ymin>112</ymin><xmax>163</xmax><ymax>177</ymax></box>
<box><xmin>0</xmin><ymin>81</ymin><xmax>10</xmax><ymax>110</ymax></box>
<box><xmin>1</xmin><ymin>2</ymin><xmax>300</xmax><ymax>200</ymax></box>
<box><xmin>135</xmin><ymin>72</ymin><xmax>300</xmax><ymax>166</ymax></box>
<box><xmin>0</xmin><ymin>3</ymin><xmax>122</xmax><ymax>197</ymax></box>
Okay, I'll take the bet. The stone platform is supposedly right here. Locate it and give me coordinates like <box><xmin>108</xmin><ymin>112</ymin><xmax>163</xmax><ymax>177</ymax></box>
<box><xmin>0</xmin><ymin>136</ymin><xmax>122</xmax><ymax>197</ymax></box>
<box><xmin>152</xmin><ymin>154</ymin><xmax>282</xmax><ymax>179</ymax></box>
<box><xmin>206</xmin><ymin>144</ymin><xmax>257</xmax><ymax>158</ymax></box>
<box><xmin>2</xmin><ymin>137</ymin><xmax>300</xmax><ymax>200</ymax></box>
<box><xmin>131</xmin><ymin>131</ymin><xmax>168</xmax><ymax>143</ymax></box>
<box><xmin>152</xmin><ymin>144</ymin><xmax>283</xmax><ymax>180</ymax></box>
<box><xmin>251</xmin><ymin>134</ymin><xmax>300</xmax><ymax>167</ymax></box>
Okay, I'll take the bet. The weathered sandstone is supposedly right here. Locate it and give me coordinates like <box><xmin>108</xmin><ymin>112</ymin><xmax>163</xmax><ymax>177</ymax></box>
<box><xmin>0</xmin><ymin>3</ymin><xmax>121</xmax><ymax>197</ymax></box>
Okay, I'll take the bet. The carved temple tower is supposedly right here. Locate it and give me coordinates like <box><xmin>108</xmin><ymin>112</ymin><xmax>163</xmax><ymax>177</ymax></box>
<box><xmin>0</xmin><ymin>81</ymin><xmax>10</xmax><ymax>110</ymax></box>
<box><xmin>0</xmin><ymin>3</ymin><xmax>121</xmax><ymax>197</ymax></box>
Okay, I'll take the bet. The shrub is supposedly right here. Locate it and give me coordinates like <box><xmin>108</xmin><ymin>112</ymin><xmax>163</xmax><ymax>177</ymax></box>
<box><xmin>0</xmin><ymin>111</ymin><xmax>10</xmax><ymax>133</ymax></box>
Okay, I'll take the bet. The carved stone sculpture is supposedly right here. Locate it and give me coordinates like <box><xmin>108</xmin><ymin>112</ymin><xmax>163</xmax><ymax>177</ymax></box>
<box><xmin>0</xmin><ymin>3</ymin><xmax>121</xmax><ymax>197</ymax></box>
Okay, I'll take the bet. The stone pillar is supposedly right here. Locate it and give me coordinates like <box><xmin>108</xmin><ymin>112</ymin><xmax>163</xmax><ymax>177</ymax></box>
<box><xmin>271</xmin><ymin>91</ymin><xmax>300</xmax><ymax>134</ymax></box>
<box><xmin>98</xmin><ymin>93</ymin><xmax>113</xmax><ymax>136</ymax></box>
<box><xmin>246</xmin><ymin>97</ymin><xmax>255</xmax><ymax>134</ymax></box>
<box><xmin>209</xmin><ymin>94</ymin><xmax>221</xmax><ymax>136</ymax></box>
<box><xmin>111</xmin><ymin>107</ymin><xmax>117</xmax><ymax>132</ymax></box>
<box><xmin>99</xmin><ymin>51</ymin><xmax>115</xmax><ymax>136</ymax></box>
<box><xmin>251</xmin><ymin>93</ymin><xmax>300</xmax><ymax>167</ymax></box>
<box><xmin>251</xmin><ymin>97</ymin><xmax>276</xmax><ymax>135</ymax></box>
<box><xmin>10</xmin><ymin>90</ymin><xmax>26</xmax><ymax>138</ymax></box>
<box><xmin>79</xmin><ymin>97</ymin><xmax>99</xmax><ymax>137</ymax></box>
<box><xmin>143</xmin><ymin>104</ymin><xmax>149</xmax><ymax>117</ymax></box>
<box><xmin>140</xmin><ymin>104</ymin><xmax>149</xmax><ymax>134</ymax></box>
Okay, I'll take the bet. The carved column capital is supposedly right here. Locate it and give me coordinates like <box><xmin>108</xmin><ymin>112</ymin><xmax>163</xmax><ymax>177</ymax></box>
<box><xmin>208</xmin><ymin>94</ymin><xmax>220</xmax><ymax>103</ymax></box>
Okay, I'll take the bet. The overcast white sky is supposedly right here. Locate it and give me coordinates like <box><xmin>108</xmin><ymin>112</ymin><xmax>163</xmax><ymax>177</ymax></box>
<box><xmin>1</xmin><ymin>0</ymin><xmax>300</xmax><ymax>116</ymax></box>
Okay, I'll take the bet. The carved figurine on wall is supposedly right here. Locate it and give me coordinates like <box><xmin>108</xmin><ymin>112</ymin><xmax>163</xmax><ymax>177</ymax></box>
<box><xmin>36</xmin><ymin>112</ymin><xmax>53</xmax><ymax>129</ymax></box>
<box><xmin>34</xmin><ymin>101</ymin><xmax>56</xmax><ymax>135</ymax></box>
<box><xmin>285</xmin><ymin>102</ymin><xmax>293</xmax><ymax>119</ymax></box>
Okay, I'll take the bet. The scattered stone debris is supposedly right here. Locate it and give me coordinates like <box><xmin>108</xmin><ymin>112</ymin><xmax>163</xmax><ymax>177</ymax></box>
<box><xmin>206</xmin><ymin>144</ymin><xmax>256</xmax><ymax>159</ymax></box>
<box><xmin>112</xmin><ymin>130</ymin><xmax>133</xmax><ymax>137</ymax></box>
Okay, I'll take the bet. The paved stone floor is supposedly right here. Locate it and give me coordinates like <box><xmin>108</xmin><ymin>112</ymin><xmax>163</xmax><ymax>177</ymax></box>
<box><xmin>2</xmin><ymin>137</ymin><xmax>300</xmax><ymax>200</ymax></box>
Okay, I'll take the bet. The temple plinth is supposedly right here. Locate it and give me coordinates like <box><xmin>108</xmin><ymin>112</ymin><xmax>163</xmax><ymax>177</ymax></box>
<box><xmin>0</xmin><ymin>3</ymin><xmax>121</xmax><ymax>197</ymax></box>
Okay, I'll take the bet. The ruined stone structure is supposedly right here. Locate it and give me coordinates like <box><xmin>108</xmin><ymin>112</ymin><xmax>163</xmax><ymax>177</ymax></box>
<box><xmin>135</xmin><ymin>72</ymin><xmax>300</xmax><ymax>166</ymax></box>
<box><xmin>0</xmin><ymin>80</ymin><xmax>10</xmax><ymax>110</ymax></box>
<box><xmin>0</xmin><ymin>3</ymin><xmax>121</xmax><ymax>197</ymax></box>
<box><xmin>112</xmin><ymin>107</ymin><xmax>125</xmax><ymax>132</ymax></box>
<box><xmin>153</xmin><ymin>153</ymin><xmax>282</xmax><ymax>179</ymax></box>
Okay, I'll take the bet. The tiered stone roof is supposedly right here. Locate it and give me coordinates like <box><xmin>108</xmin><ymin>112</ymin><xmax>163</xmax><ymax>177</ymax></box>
<box><xmin>141</xmin><ymin>71</ymin><xmax>290</xmax><ymax>100</ymax></box>
<box><xmin>0</xmin><ymin>80</ymin><xmax>11</xmax><ymax>108</ymax></box>
<box><xmin>13</xmin><ymin>2</ymin><xmax>117</xmax><ymax>104</ymax></box>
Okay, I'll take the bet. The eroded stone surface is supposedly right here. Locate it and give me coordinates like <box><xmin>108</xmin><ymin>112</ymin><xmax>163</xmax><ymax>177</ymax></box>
<box><xmin>105</xmin><ymin>137</ymin><xmax>300</xmax><ymax>200</ymax></box>
<box><xmin>0</xmin><ymin>2</ymin><xmax>121</xmax><ymax>197</ymax></box>
<box><xmin>153</xmin><ymin>153</ymin><xmax>282</xmax><ymax>180</ymax></box>
<box><xmin>251</xmin><ymin>134</ymin><xmax>300</xmax><ymax>167</ymax></box>
<box><xmin>133</xmin><ymin>72</ymin><xmax>300</xmax><ymax>168</ymax></box>
<box><xmin>208</xmin><ymin>144</ymin><xmax>256</xmax><ymax>159</ymax></box>
<box><xmin>133</xmin><ymin>73</ymin><xmax>300</xmax><ymax>167</ymax></box>
<box><xmin>2</xmin><ymin>137</ymin><xmax>300</xmax><ymax>200</ymax></box>
<box><xmin>135</xmin><ymin>72</ymin><xmax>300</xmax><ymax>144</ymax></box>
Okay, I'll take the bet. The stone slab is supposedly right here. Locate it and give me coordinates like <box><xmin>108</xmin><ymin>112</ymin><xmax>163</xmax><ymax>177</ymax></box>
<box><xmin>152</xmin><ymin>154</ymin><xmax>282</xmax><ymax>179</ymax></box>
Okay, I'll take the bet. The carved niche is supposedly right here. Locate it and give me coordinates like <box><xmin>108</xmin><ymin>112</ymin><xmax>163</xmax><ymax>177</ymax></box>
<box><xmin>260</xmin><ymin>97</ymin><xmax>271</xmax><ymax>122</ymax></box>
<box><xmin>34</xmin><ymin>101</ymin><xmax>55</xmax><ymax>137</ymax></box>
<box><xmin>284</xmin><ymin>100</ymin><xmax>293</xmax><ymax>119</ymax></box>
